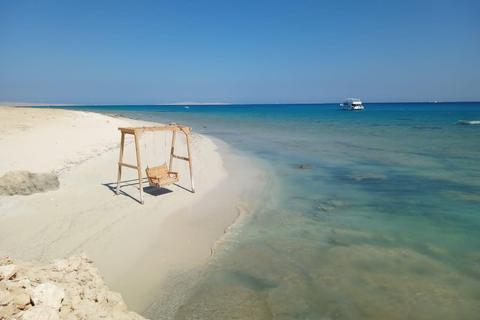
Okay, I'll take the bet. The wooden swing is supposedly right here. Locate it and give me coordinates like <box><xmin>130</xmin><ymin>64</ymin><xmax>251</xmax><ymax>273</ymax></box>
<box><xmin>145</xmin><ymin>164</ymin><xmax>179</xmax><ymax>188</ymax></box>
<box><xmin>115</xmin><ymin>124</ymin><xmax>195</xmax><ymax>205</ymax></box>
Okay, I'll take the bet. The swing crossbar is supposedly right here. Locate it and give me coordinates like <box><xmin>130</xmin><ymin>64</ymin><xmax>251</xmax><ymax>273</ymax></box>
<box><xmin>172</xmin><ymin>154</ymin><xmax>189</xmax><ymax>161</ymax></box>
<box><xmin>118</xmin><ymin>162</ymin><xmax>138</xmax><ymax>169</ymax></box>
<box><xmin>115</xmin><ymin>124</ymin><xmax>195</xmax><ymax>205</ymax></box>
<box><xmin>118</xmin><ymin>125</ymin><xmax>192</xmax><ymax>135</ymax></box>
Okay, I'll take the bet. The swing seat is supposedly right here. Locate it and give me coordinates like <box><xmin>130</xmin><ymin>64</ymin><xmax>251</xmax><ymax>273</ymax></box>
<box><xmin>145</xmin><ymin>164</ymin><xmax>179</xmax><ymax>188</ymax></box>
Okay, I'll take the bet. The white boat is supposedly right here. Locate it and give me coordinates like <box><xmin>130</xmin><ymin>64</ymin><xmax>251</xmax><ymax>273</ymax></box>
<box><xmin>340</xmin><ymin>98</ymin><xmax>364</xmax><ymax>110</ymax></box>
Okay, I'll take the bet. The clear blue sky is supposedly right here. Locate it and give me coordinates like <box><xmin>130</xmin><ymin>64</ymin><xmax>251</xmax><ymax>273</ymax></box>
<box><xmin>1</xmin><ymin>0</ymin><xmax>479</xmax><ymax>104</ymax></box>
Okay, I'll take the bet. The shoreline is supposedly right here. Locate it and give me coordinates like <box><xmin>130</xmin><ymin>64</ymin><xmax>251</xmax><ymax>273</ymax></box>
<box><xmin>0</xmin><ymin>106</ymin><xmax>269</xmax><ymax>317</ymax></box>
<box><xmin>141</xmin><ymin>137</ymin><xmax>273</xmax><ymax>318</ymax></box>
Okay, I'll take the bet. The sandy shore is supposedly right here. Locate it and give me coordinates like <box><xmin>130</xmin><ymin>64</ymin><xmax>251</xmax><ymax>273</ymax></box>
<box><xmin>0</xmin><ymin>106</ymin><xmax>267</xmax><ymax>316</ymax></box>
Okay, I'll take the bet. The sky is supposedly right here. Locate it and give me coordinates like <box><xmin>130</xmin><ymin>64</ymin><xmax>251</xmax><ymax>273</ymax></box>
<box><xmin>0</xmin><ymin>0</ymin><xmax>479</xmax><ymax>104</ymax></box>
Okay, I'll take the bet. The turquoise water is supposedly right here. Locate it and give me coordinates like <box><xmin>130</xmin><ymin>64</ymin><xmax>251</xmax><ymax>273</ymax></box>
<box><xmin>44</xmin><ymin>103</ymin><xmax>480</xmax><ymax>319</ymax></box>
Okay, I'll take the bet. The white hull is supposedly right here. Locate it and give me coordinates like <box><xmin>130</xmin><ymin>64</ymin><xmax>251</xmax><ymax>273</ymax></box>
<box><xmin>342</xmin><ymin>105</ymin><xmax>364</xmax><ymax>111</ymax></box>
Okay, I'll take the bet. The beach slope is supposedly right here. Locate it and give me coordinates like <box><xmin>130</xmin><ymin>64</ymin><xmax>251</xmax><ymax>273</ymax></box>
<box><xmin>0</xmin><ymin>106</ymin><xmax>265</xmax><ymax>314</ymax></box>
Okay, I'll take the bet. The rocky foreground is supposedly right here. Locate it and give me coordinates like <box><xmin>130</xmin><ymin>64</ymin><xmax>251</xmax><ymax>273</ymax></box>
<box><xmin>0</xmin><ymin>253</ymin><xmax>147</xmax><ymax>320</ymax></box>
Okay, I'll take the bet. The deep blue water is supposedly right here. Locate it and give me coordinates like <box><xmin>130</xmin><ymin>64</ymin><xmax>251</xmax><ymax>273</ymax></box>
<box><xmin>38</xmin><ymin>103</ymin><xmax>480</xmax><ymax>319</ymax></box>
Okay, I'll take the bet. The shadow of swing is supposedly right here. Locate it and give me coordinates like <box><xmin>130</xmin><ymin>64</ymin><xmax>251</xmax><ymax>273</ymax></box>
<box><xmin>102</xmin><ymin>178</ymin><xmax>190</xmax><ymax>204</ymax></box>
<box><xmin>142</xmin><ymin>186</ymin><xmax>173</xmax><ymax>196</ymax></box>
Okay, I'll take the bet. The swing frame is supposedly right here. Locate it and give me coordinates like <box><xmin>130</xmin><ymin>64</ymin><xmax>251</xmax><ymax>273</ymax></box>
<box><xmin>115</xmin><ymin>124</ymin><xmax>195</xmax><ymax>205</ymax></box>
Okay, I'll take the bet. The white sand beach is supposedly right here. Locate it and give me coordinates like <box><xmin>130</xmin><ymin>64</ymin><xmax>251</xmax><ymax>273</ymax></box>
<box><xmin>0</xmin><ymin>106</ymin><xmax>267</xmax><ymax>317</ymax></box>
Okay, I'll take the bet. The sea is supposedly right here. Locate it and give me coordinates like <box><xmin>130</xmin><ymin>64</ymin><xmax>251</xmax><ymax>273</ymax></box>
<box><xmin>42</xmin><ymin>102</ymin><xmax>480</xmax><ymax>319</ymax></box>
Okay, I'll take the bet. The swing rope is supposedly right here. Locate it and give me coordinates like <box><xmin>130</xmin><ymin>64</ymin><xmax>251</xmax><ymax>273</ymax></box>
<box><xmin>142</xmin><ymin>132</ymin><xmax>150</xmax><ymax>169</ymax></box>
<box><xmin>143</xmin><ymin>126</ymin><xmax>180</xmax><ymax>190</ymax></box>
<box><xmin>164</xmin><ymin>129</ymin><xmax>168</xmax><ymax>167</ymax></box>
<box><xmin>144</xmin><ymin>128</ymin><xmax>168</xmax><ymax>170</ymax></box>
<box><xmin>153</xmin><ymin>129</ymin><xmax>157</xmax><ymax>169</ymax></box>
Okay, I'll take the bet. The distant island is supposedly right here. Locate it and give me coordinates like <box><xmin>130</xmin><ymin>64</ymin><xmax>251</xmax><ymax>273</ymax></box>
<box><xmin>157</xmin><ymin>102</ymin><xmax>231</xmax><ymax>105</ymax></box>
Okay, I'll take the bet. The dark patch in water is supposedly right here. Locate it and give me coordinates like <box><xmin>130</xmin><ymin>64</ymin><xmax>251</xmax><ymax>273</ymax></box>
<box><xmin>327</xmin><ymin>237</ymin><xmax>350</xmax><ymax>247</ymax></box>
<box><xmin>370</xmin><ymin>123</ymin><xmax>392</xmax><ymax>127</ymax></box>
<box><xmin>410</xmin><ymin>265</ymin><xmax>434</xmax><ymax>275</ymax></box>
<box><xmin>413</xmin><ymin>126</ymin><xmax>442</xmax><ymax>130</ymax></box>
<box><xmin>296</xmin><ymin>164</ymin><xmax>311</xmax><ymax>169</ymax></box>
<box><xmin>306</xmin><ymin>209</ymin><xmax>328</xmax><ymax>222</ymax></box>
<box><xmin>347</xmin><ymin>172</ymin><xmax>387</xmax><ymax>181</ymax></box>
<box><xmin>215</xmin><ymin>270</ymin><xmax>277</xmax><ymax>292</ymax></box>
<box><xmin>334</xmin><ymin>141</ymin><xmax>438</xmax><ymax>158</ymax></box>
<box><xmin>353</xmin><ymin>260</ymin><xmax>390</xmax><ymax>272</ymax></box>
<box><xmin>323</xmin><ymin>164</ymin><xmax>480</xmax><ymax>202</ymax></box>
<box><xmin>315</xmin><ymin>199</ymin><xmax>349</xmax><ymax>214</ymax></box>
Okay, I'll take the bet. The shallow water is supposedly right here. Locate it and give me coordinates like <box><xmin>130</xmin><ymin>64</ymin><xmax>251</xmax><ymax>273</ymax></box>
<box><xmin>43</xmin><ymin>103</ymin><xmax>480</xmax><ymax>319</ymax></box>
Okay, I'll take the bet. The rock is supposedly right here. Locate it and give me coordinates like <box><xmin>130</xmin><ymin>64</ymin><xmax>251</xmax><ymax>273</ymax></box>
<box><xmin>17</xmin><ymin>277</ymin><xmax>32</xmax><ymax>289</ymax></box>
<box><xmin>0</xmin><ymin>253</ymin><xmax>13</xmax><ymax>265</ymax></box>
<box><xmin>325</xmin><ymin>200</ymin><xmax>349</xmax><ymax>207</ymax></box>
<box><xmin>50</xmin><ymin>259</ymin><xmax>68</xmax><ymax>272</ymax></box>
<box><xmin>64</xmin><ymin>314</ymin><xmax>77</xmax><ymax>320</ymax></box>
<box><xmin>64</xmin><ymin>259</ymin><xmax>81</xmax><ymax>273</ymax></box>
<box><xmin>297</xmin><ymin>164</ymin><xmax>310</xmax><ymax>169</ymax></box>
<box><xmin>0</xmin><ymin>303</ymin><xmax>15</xmax><ymax>319</ymax></box>
<box><xmin>0</xmin><ymin>289</ymin><xmax>12</xmax><ymax>306</ymax></box>
<box><xmin>11</xmin><ymin>287</ymin><xmax>31</xmax><ymax>309</ymax></box>
<box><xmin>317</xmin><ymin>199</ymin><xmax>349</xmax><ymax>212</ymax></box>
<box><xmin>21</xmin><ymin>265</ymin><xmax>48</xmax><ymax>284</ymax></box>
<box><xmin>70</xmin><ymin>295</ymin><xmax>82</xmax><ymax>310</ymax></box>
<box><xmin>46</xmin><ymin>272</ymin><xmax>63</xmax><ymax>282</ymax></box>
<box><xmin>0</xmin><ymin>264</ymin><xmax>18</xmax><ymax>280</ymax></box>
<box><xmin>21</xmin><ymin>305</ymin><xmax>60</xmax><ymax>320</ymax></box>
<box><xmin>106</xmin><ymin>291</ymin><xmax>127</xmax><ymax>312</ymax></box>
<box><xmin>0</xmin><ymin>253</ymin><xmax>148</xmax><ymax>320</ymax></box>
<box><xmin>348</xmin><ymin>172</ymin><xmax>387</xmax><ymax>181</ymax></box>
<box><xmin>317</xmin><ymin>204</ymin><xmax>334</xmax><ymax>211</ymax></box>
<box><xmin>77</xmin><ymin>252</ymin><xmax>92</xmax><ymax>264</ymax></box>
<box><xmin>0</xmin><ymin>171</ymin><xmax>60</xmax><ymax>196</ymax></box>
<box><xmin>83</xmin><ymin>288</ymin><xmax>97</xmax><ymax>302</ymax></box>
<box><xmin>30</xmin><ymin>283</ymin><xmax>65</xmax><ymax>311</ymax></box>
<box><xmin>95</xmin><ymin>287</ymin><xmax>107</xmax><ymax>304</ymax></box>
<box><xmin>72</xmin><ymin>305</ymin><xmax>93</xmax><ymax>320</ymax></box>
<box><xmin>58</xmin><ymin>305</ymin><xmax>72</xmax><ymax>318</ymax></box>
<box><xmin>105</xmin><ymin>113</ymin><xmax>125</xmax><ymax>119</ymax></box>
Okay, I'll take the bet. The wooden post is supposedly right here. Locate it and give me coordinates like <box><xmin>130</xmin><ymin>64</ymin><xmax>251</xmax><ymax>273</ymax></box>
<box><xmin>184</xmin><ymin>129</ymin><xmax>195</xmax><ymax>193</ymax></box>
<box><xmin>116</xmin><ymin>132</ymin><xmax>125</xmax><ymax>195</ymax></box>
<box><xmin>169</xmin><ymin>130</ymin><xmax>177</xmax><ymax>171</ymax></box>
<box><xmin>134</xmin><ymin>131</ymin><xmax>144</xmax><ymax>205</ymax></box>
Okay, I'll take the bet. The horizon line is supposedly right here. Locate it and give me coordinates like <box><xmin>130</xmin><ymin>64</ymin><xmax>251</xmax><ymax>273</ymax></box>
<box><xmin>1</xmin><ymin>100</ymin><xmax>480</xmax><ymax>107</ymax></box>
